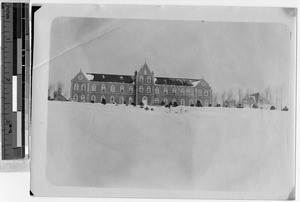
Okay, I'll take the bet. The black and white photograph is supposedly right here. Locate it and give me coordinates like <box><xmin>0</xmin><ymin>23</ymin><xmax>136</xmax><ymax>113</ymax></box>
<box><xmin>30</xmin><ymin>4</ymin><xmax>297</xmax><ymax>200</ymax></box>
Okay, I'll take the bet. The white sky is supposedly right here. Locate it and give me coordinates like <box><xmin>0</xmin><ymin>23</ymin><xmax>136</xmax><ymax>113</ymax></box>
<box><xmin>49</xmin><ymin>17</ymin><xmax>293</xmax><ymax>99</ymax></box>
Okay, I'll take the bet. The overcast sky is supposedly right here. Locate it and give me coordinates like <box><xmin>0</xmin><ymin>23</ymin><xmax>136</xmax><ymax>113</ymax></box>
<box><xmin>49</xmin><ymin>17</ymin><xmax>293</xmax><ymax>100</ymax></box>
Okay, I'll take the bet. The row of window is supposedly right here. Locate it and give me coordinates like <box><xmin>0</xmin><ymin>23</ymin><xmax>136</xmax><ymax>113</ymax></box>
<box><xmin>139</xmin><ymin>75</ymin><xmax>152</xmax><ymax>83</ymax></box>
<box><xmin>73</xmin><ymin>94</ymin><xmax>133</xmax><ymax>104</ymax></box>
<box><xmin>74</xmin><ymin>83</ymin><xmax>210</xmax><ymax>97</ymax></box>
<box><xmin>154</xmin><ymin>98</ymin><xmax>209</xmax><ymax>106</ymax></box>
<box><xmin>73</xmin><ymin>94</ymin><xmax>209</xmax><ymax>106</ymax></box>
<box><xmin>74</xmin><ymin>83</ymin><xmax>134</xmax><ymax>93</ymax></box>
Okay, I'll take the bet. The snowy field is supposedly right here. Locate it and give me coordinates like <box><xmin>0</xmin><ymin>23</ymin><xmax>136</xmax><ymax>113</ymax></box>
<box><xmin>46</xmin><ymin>101</ymin><xmax>295</xmax><ymax>198</ymax></box>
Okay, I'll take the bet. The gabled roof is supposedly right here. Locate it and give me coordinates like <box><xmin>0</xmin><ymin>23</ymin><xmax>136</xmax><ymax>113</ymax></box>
<box><xmin>154</xmin><ymin>77</ymin><xmax>203</xmax><ymax>87</ymax></box>
<box><xmin>86</xmin><ymin>73</ymin><xmax>134</xmax><ymax>84</ymax></box>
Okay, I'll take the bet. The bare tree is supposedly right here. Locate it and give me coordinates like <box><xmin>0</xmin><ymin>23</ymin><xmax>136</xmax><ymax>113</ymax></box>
<box><xmin>57</xmin><ymin>81</ymin><xmax>64</xmax><ymax>95</ymax></box>
<box><xmin>227</xmin><ymin>89</ymin><xmax>234</xmax><ymax>100</ymax></box>
<box><xmin>221</xmin><ymin>90</ymin><xmax>226</xmax><ymax>103</ymax></box>
<box><xmin>212</xmin><ymin>91</ymin><xmax>219</xmax><ymax>105</ymax></box>
<box><xmin>238</xmin><ymin>89</ymin><xmax>244</xmax><ymax>102</ymax></box>
<box><xmin>48</xmin><ymin>83</ymin><xmax>55</xmax><ymax>99</ymax></box>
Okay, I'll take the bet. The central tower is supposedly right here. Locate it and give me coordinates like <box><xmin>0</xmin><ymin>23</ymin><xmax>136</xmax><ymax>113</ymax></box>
<box><xmin>135</xmin><ymin>62</ymin><xmax>155</xmax><ymax>105</ymax></box>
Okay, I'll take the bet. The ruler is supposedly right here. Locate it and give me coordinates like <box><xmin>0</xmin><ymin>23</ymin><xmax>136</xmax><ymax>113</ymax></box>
<box><xmin>1</xmin><ymin>2</ymin><xmax>29</xmax><ymax>160</ymax></box>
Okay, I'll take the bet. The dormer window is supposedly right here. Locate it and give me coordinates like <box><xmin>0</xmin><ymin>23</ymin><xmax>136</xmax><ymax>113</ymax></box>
<box><xmin>139</xmin><ymin>76</ymin><xmax>144</xmax><ymax>83</ymax></box>
<box><xmin>147</xmin><ymin>76</ymin><xmax>151</xmax><ymax>83</ymax></box>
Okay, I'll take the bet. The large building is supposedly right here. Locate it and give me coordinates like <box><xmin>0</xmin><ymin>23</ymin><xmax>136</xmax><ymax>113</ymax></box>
<box><xmin>70</xmin><ymin>62</ymin><xmax>212</xmax><ymax>106</ymax></box>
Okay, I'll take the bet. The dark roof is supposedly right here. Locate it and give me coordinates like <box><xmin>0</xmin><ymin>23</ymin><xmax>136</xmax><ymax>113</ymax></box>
<box><xmin>155</xmin><ymin>77</ymin><xmax>200</xmax><ymax>86</ymax></box>
<box><xmin>86</xmin><ymin>73</ymin><xmax>134</xmax><ymax>84</ymax></box>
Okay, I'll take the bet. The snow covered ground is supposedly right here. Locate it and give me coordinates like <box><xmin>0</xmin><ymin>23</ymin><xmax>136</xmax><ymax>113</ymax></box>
<box><xmin>45</xmin><ymin>101</ymin><xmax>295</xmax><ymax>199</ymax></box>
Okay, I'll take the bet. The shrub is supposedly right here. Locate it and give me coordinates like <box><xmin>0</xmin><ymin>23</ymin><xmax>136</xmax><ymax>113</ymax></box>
<box><xmin>282</xmin><ymin>106</ymin><xmax>288</xmax><ymax>111</ymax></box>
<box><xmin>173</xmin><ymin>102</ymin><xmax>178</xmax><ymax>107</ymax></box>
<box><xmin>150</xmin><ymin>108</ymin><xmax>154</xmax><ymax>111</ymax></box>
<box><xmin>190</xmin><ymin>104</ymin><xmax>194</xmax><ymax>107</ymax></box>
<box><xmin>252</xmin><ymin>104</ymin><xmax>259</xmax><ymax>109</ymax></box>
<box><xmin>215</xmin><ymin>104</ymin><xmax>221</xmax><ymax>107</ymax></box>
<box><xmin>131</xmin><ymin>102</ymin><xmax>136</xmax><ymax>106</ymax></box>
<box><xmin>145</xmin><ymin>107</ymin><xmax>149</xmax><ymax>111</ymax></box>
<box><xmin>270</xmin><ymin>106</ymin><xmax>276</xmax><ymax>110</ymax></box>
<box><xmin>208</xmin><ymin>104</ymin><xmax>212</xmax><ymax>107</ymax></box>
<box><xmin>91</xmin><ymin>100</ymin><xmax>95</xmax><ymax>103</ymax></box>
<box><xmin>237</xmin><ymin>103</ymin><xmax>243</xmax><ymax>108</ymax></box>
<box><xmin>101</xmin><ymin>99</ymin><xmax>106</xmax><ymax>105</ymax></box>
<box><xmin>161</xmin><ymin>101</ymin><xmax>165</xmax><ymax>106</ymax></box>
<box><xmin>196</xmin><ymin>100</ymin><xmax>202</xmax><ymax>107</ymax></box>
<box><xmin>140</xmin><ymin>102</ymin><xmax>144</xmax><ymax>108</ymax></box>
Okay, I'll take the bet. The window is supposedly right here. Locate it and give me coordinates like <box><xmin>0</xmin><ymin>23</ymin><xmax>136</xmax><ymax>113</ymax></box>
<box><xmin>81</xmin><ymin>94</ymin><xmax>85</xmax><ymax>102</ymax></box>
<box><xmin>74</xmin><ymin>83</ymin><xmax>79</xmax><ymax>90</ymax></box>
<box><xmin>189</xmin><ymin>99</ymin><xmax>194</xmax><ymax>106</ymax></box>
<box><xmin>181</xmin><ymin>88</ymin><xmax>184</xmax><ymax>95</ymax></box>
<box><xmin>129</xmin><ymin>86</ymin><xmax>133</xmax><ymax>93</ymax></box>
<box><xmin>201</xmin><ymin>82</ymin><xmax>205</xmax><ymax>86</ymax></box>
<box><xmin>198</xmin><ymin>89</ymin><xmax>202</xmax><ymax>96</ymax></box>
<box><xmin>92</xmin><ymin>84</ymin><xmax>96</xmax><ymax>91</ymax></box>
<box><xmin>164</xmin><ymin>98</ymin><xmax>168</xmax><ymax>104</ymax></box>
<box><xmin>205</xmin><ymin>100</ymin><xmax>209</xmax><ymax>106</ymax></box>
<box><xmin>204</xmin><ymin>90</ymin><xmax>208</xmax><ymax>96</ymax></box>
<box><xmin>110</xmin><ymin>96</ymin><xmax>115</xmax><ymax>103</ymax></box>
<box><xmin>172</xmin><ymin>98</ymin><xmax>176</xmax><ymax>104</ymax></box>
<box><xmin>111</xmin><ymin>85</ymin><xmax>115</xmax><ymax>93</ymax></box>
<box><xmin>73</xmin><ymin>94</ymin><xmax>78</xmax><ymax>101</ymax></box>
<box><xmin>139</xmin><ymin>86</ymin><xmax>143</xmax><ymax>93</ymax></box>
<box><xmin>78</xmin><ymin>75</ymin><xmax>83</xmax><ymax>80</ymax></box>
<box><xmin>164</xmin><ymin>88</ymin><xmax>168</xmax><ymax>94</ymax></box>
<box><xmin>81</xmin><ymin>83</ymin><xmax>86</xmax><ymax>91</ymax></box>
<box><xmin>129</xmin><ymin>97</ymin><xmax>133</xmax><ymax>104</ymax></box>
<box><xmin>119</xmin><ymin>96</ymin><xmax>124</xmax><ymax>104</ymax></box>
<box><xmin>190</xmin><ymin>89</ymin><xmax>193</xmax><ymax>95</ymax></box>
<box><xmin>139</xmin><ymin>76</ymin><xmax>144</xmax><ymax>83</ymax></box>
<box><xmin>144</xmin><ymin>69</ymin><xmax>147</xmax><ymax>75</ymax></box>
<box><xmin>120</xmin><ymin>85</ymin><xmax>124</xmax><ymax>93</ymax></box>
<box><xmin>155</xmin><ymin>87</ymin><xmax>159</xmax><ymax>94</ymax></box>
<box><xmin>101</xmin><ymin>84</ymin><xmax>106</xmax><ymax>92</ymax></box>
<box><xmin>172</xmin><ymin>88</ymin><xmax>176</xmax><ymax>94</ymax></box>
<box><xmin>155</xmin><ymin>98</ymin><xmax>159</xmax><ymax>104</ymax></box>
<box><xmin>147</xmin><ymin>86</ymin><xmax>151</xmax><ymax>93</ymax></box>
<box><xmin>91</xmin><ymin>95</ymin><xmax>96</xmax><ymax>102</ymax></box>
<box><xmin>147</xmin><ymin>76</ymin><xmax>151</xmax><ymax>83</ymax></box>
<box><xmin>101</xmin><ymin>95</ymin><xmax>105</xmax><ymax>102</ymax></box>
<box><xmin>181</xmin><ymin>99</ymin><xmax>185</xmax><ymax>106</ymax></box>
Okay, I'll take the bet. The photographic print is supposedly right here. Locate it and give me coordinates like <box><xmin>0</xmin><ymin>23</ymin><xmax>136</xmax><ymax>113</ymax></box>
<box><xmin>30</xmin><ymin>4</ymin><xmax>296</xmax><ymax>199</ymax></box>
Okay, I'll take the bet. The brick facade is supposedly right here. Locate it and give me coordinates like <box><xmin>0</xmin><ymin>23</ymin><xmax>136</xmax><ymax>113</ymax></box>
<box><xmin>70</xmin><ymin>63</ymin><xmax>212</xmax><ymax>106</ymax></box>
